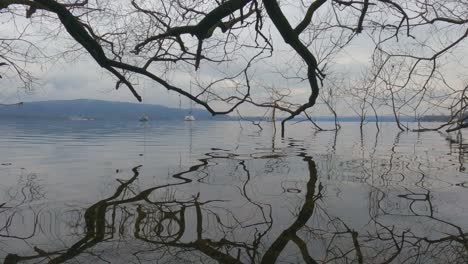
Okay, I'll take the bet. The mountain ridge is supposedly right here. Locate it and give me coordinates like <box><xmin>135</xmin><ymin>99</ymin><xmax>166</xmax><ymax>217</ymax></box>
<box><xmin>0</xmin><ymin>99</ymin><xmax>229</xmax><ymax>121</ymax></box>
<box><xmin>0</xmin><ymin>99</ymin><xmax>424</xmax><ymax>122</ymax></box>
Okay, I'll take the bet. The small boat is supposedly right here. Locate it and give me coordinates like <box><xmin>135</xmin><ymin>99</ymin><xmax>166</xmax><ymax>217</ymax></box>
<box><xmin>183</xmin><ymin>84</ymin><xmax>196</xmax><ymax>122</ymax></box>
<box><xmin>184</xmin><ymin>115</ymin><xmax>195</xmax><ymax>121</ymax></box>
<box><xmin>139</xmin><ymin>115</ymin><xmax>149</xmax><ymax>122</ymax></box>
<box><xmin>68</xmin><ymin>115</ymin><xmax>94</xmax><ymax>121</ymax></box>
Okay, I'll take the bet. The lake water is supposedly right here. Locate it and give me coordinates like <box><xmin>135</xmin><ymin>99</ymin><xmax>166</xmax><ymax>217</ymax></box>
<box><xmin>0</xmin><ymin>120</ymin><xmax>467</xmax><ymax>263</ymax></box>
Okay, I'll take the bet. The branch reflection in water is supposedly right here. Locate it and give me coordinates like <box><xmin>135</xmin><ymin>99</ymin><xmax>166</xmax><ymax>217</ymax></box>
<box><xmin>1</xmin><ymin>130</ymin><xmax>467</xmax><ymax>263</ymax></box>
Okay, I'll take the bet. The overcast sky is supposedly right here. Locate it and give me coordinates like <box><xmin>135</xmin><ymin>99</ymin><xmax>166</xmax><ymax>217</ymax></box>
<box><xmin>1</xmin><ymin>1</ymin><xmax>467</xmax><ymax>117</ymax></box>
<box><xmin>0</xmin><ymin>31</ymin><xmax>373</xmax><ymax>115</ymax></box>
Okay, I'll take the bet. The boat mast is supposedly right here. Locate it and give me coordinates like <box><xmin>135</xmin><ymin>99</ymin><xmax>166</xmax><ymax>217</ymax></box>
<box><xmin>189</xmin><ymin>82</ymin><xmax>193</xmax><ymax>115</ymax></box>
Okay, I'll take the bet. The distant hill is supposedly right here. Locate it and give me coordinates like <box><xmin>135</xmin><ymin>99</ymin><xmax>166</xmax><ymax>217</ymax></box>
<box><xmin>311</xmin><ymin>115</ymin><xmax>416</xmax><ymax>122</ymax></box>
<box><xmin>0</xmin><ymin>99</ymin><xmax>230</xmax><ymax>121</ymax></box>
<box><xmin>244</xmin><ymin>115</ymin><xmax>417</xmax><ymax>122</ymax></box>
<box><xmin>418</xmin><ymin>115</ymin><xmax>449</xmax><ymax>122</ymax></box>
<box><xmin>0</xmin><ymin>100</ymin><xmax>430</xmax><ymax>122</ymax></box>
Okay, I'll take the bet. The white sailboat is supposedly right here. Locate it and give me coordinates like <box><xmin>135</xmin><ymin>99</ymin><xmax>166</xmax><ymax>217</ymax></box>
<box><xmin>184</xmin><ymin>84</ymin><xmax>196</xmax><ymax>121</ymax></box>
<box><xmin>184</xmin><ymin>115</ymin><xmax>195</xmax><ymax>121</ymax></box>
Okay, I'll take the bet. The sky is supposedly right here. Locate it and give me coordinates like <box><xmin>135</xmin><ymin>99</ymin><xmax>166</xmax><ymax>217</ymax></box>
<box><xmin>1</xmin><ymin>1</ymin><xmax>466</xmax><ymax>117</ymax></box>
<box><xmin>0</xmin><ymin>27</ymin><xmax>372</xmax><ymax>115</ymax></box>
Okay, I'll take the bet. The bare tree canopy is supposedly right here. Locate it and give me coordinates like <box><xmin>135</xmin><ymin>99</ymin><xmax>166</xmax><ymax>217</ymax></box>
<box><xmin>1</xmin><ymin>0</ymin><xmax>467</xmax><ymax>134</ymax></box>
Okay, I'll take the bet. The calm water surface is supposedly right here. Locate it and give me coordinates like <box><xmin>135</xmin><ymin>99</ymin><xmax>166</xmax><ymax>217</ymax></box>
<box><xmin>0</xmin><ymin>120</ymin><xmax>467</xmax><ymax>263</ymax></box>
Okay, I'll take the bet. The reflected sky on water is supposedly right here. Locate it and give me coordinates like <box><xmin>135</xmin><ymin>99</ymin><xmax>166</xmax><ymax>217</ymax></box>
<box><xmin>0</xmin><ymin>120</ymin><xmax>467</xmax><ymax>263</ymax></box>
